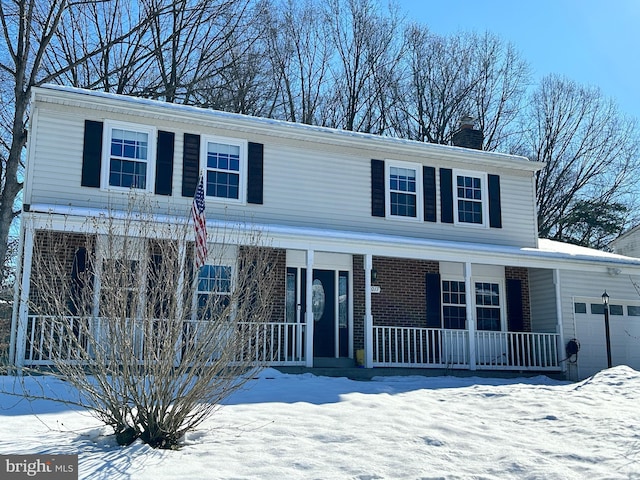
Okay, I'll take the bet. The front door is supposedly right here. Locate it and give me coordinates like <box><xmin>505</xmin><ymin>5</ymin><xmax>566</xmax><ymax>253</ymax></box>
<box><xmin>288</xmin><ymin>267</ymin><xmax>350</xmax><ymax>359</ymax></box>
<box><xmin>301</xmin><ymin>269</ymin><xmax>336</xmax><ymax>357</ymax></box>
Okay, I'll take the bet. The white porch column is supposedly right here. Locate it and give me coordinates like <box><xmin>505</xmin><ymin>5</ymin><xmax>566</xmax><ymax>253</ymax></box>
<box><xmin>13</xmin><ymin>223</ymin><xmax>34</xmax><ymax>370</ymax></box>
<box><xmin>364</xmin><ymin>254</ymin><xmax>374</xmax><ymax>368</ymax></box>
<box><xmin>304</xmin><ymin>250</ymin><xmax>314</xmax><ymax>367</ymax></box>
<box><xmin>464</xmin><ymin>262</ymin><xmax>476</xmax><ymax>370</ymax></box>
<box><xmin>553</xmin><ymin>269</ymin><xmax>567</xmax><ymax>372</ymax></box>
<box><xmin>174</xmin><ymin>239</ymin><xmax>188</xmax><ymax>364</ymax></box>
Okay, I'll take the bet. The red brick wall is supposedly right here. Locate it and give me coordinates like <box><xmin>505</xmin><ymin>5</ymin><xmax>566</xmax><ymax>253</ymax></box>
<box><xmin>353</xmin><ymin>256</ymin><xmax>439</xmax><ymax>350</ymax></box>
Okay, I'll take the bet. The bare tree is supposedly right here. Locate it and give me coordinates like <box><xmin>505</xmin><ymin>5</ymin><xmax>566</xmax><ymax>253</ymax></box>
<box><xmin>262</xmin><ymin>0</ymin><xmax>332</xmax><ymax>124</ymax></box>
<box><xmin>521</xmin><ymin>75</ymin><xmax>640</xmax><ymax>245</ymax></box>
<box><xmin>22</xmin><ymin>203</ymin><xmax>279</xmax><ymax>448</ymax></box>
<box><xmin>43</xmin><ymin>0</ymin><xmax>157</xmax><ymax>94</ymax></box>
<box><xmin>0</xmin><ymin>0</ymin><xmax>175</xmax><ymax>287</ymax></box>
<box><xmin>322</xmin><ymin>0</ymin><xmax>403</xmax><ymax>132</ymax></box>
<box><xmin>395</xmin><ymin>27</ymin><xmax>529</xmax><ymax>147</ymax></box>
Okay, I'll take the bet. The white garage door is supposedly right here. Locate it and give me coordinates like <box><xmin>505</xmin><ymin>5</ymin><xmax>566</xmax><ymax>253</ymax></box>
<box><xmin>573</xmin><ymin>298</ymin><xmax>640</xmax><ymax>379</ymax></box>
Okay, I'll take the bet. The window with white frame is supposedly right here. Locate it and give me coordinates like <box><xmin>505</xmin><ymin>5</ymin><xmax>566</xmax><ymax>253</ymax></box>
<box><xmin>475</xmin><ymin>282</ymin><xmax>501</xmax><ymax>331</ymax></box>
<box><xmin>103</xmin><ymin>121</ymin><xmax>156</xmax><ymax>191</ymax></box>
<box><xmin>442</xmin><ymin>280</ymin><xmax>466</xmax><ymax>329</ymax></box>
<box><xmin>202</xmin><ymin>136</ymin><xmax>247</xmax><ymax>202</ymax></box>
<box><xmin>196</xmin><ymin>265</ymin><xmax>232</xmax><ymax>320</ymax></box>
<box><xmin>454</xmin><ymin>170</ymin><xmax>488</xmax><ymax>226</ymax></box>
<box><xmin>386</xmin><ymin>161</ymin><xmax>422</xmax><ymax>219</ymax></box>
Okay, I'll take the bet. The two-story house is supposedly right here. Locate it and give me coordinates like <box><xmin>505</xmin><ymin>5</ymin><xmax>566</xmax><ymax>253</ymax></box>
<box><xmin>10</xmin><ymin>85</ymin><xmax>640</xmax><ymax>380</ymax></box>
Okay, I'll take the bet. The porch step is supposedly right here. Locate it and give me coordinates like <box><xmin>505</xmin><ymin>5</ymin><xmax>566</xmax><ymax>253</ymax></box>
<box><xmin>312</xmin><ymin>357</ymin><xmax>357</xmax><ymax>368</ymax></box>
<box><xmin>274</xmin><ymin>366</ymin><xmax>567</xmax><ymax>382</ymax></box>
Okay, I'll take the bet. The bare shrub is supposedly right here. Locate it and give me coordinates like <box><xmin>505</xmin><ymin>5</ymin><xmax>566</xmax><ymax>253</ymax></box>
<box><xmin>22</xmin><ymin>204</ymin><xmax>279</xmax><ymax>449</ymax></box>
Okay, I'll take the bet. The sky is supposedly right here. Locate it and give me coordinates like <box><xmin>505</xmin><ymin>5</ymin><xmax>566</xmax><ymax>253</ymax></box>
<box><xmin>1</xmin><ymin>366</ymin><xmax>639</xmax><ymax>479</ymax></box>
<box><xmin>395</xmin><ymin>0</ymin><xmax>640</xmax><ymax>120</ymax></box>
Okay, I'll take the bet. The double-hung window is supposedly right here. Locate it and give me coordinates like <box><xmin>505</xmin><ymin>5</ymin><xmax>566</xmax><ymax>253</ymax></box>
<box><xmin>202</xmin><ymin>136</ymin><xmax>247</xmax><ymax>202</ymax></box>
<box><xmin>386</xmin><ymin>160</ymin><xmax>422</xmax><ymax>220</ymax></box>
<box><xmin>103</xmin><ymin>121</ymin><xmax>156</xmax><ymax>192</ymax></box>
<box><xmin>196</xmin><ymin>265</ymin><xmax>232</xmax><ymax>320</ymax></box>
<box><xmin>475</xmin><ymin>282</ymin><xmax>501</xmax><ymax>331</ymax></box>
<box><xmin>442</xmin><ymin>280</ymin><xmax>466</xmax><ymax>329</ymax></box>
<box><xmin>454</xmin><ymin>170</ymin><xmax>488</xmax><ymax>226</ymax></box>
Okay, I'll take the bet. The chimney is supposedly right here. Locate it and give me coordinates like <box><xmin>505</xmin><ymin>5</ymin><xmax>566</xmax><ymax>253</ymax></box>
<box><xmin>452</xmin><ymin>116</ymin><xmax>483</xmax><ymax>150</ymax></box>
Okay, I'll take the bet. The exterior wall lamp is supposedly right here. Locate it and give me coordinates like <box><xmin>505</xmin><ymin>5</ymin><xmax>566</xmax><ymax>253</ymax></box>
<box><xmin>602</xmin><ymin>291</ymin><xmax>612</xmax><ymax>369</ymax></box>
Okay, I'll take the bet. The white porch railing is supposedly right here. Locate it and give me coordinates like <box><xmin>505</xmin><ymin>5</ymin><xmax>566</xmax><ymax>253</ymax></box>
<box><xmin>20</xmin><ymin>316</ymin><xmax>559</xmax><ymax>371</ymax></box>
<box><xmin>373</xmin><ymin>326</ymin><xmax>561</xmax><ymax>371</ymax></box>
<box><xmin>21</xmin><ymin>316</ymin><xmax>306</xmax><ymax>367</ymax></box>
<box><xmin>373</xmin><ymin>326</ymin><xmax>469</xmax><ymax>368</ymax></box>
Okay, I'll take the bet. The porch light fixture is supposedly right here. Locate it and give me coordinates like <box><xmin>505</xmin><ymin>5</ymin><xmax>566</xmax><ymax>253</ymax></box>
<box><xmin>371</xmin><ymin>269</ymin><xmax>378</xmax><ymax>283</ymax></box>
<box><xmin>602</xmin><ymin>291</ymin><xmax>612</xmax><ymax>369</ymax></box>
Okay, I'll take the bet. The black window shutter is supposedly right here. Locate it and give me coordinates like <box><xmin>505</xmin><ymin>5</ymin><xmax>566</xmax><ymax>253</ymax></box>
<box><xmin>423</xmin><ymin>166</ymin><xmax>436</xmax><ymax>222</ymax></box>
<box><xmin>425</xmin><ymin>273</ymin><xmax>442</xmax><ymax>328</ymax></box>
<box><xmin>371</xmin><ymin>159</ymin><xmax>385</xmax><ymax>217</ymax></box>
<box><xmin>81</xmin><ymin>120</ymin><xmax>103</xmax><ymax>188</ymax></box>
<box><xmin>488</xmin><ymin>174</ymin><xmax>502</xmax><ymax>228</ymax></box>
<box><xmin>247</xmin><ymin>142</ymin><xmax>264</xmax><ymax>204</ymax></box>
<box><xmin>506</xmin><ymin>278</ymin><xmax>524</xmax><ymax>332</ymax></box>
<box><xmin>440</xmin><ymin>168</ymin><xmax>453</xmax><ymax>224</ymax></box>
<box><xmin>182</xmin><ymin>133</ymin><xmax>200</xmax><ymax>197</ymax></box>
<box><xmin>155</xmin><ymin>130</ymin><xmax>175</xmax><ymax>196</ymax></box>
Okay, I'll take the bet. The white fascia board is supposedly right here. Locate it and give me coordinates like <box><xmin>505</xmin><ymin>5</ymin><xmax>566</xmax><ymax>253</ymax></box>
<box><xmin>26</xmin><ymin>204</ymin><xmax>640</xmax><ymax>275</ymax></box>
<box><xmin>32</xmin><ymin>85</ymin><xmax>543</xmax><ymax>174</ymax></box>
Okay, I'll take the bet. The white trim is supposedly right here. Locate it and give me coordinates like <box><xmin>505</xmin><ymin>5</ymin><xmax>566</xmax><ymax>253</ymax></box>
<box><xmin>364</xmin><ymin>254</ymin><xmax>374</xmax><ymax>368</ymax></box>
<box><xmin>100</xmin><ymin>120</ymin><xmax>157</xmax><ymax>193</ymax></box>
<box><xmin>305</xmin><ymin>250</ymin><xmax>314</xmax><ymax>367</ymax></box>
<box><xmin>199</xmin><ymin>134</ymin><xmax>248</xmax><ymax>205</ymax></box>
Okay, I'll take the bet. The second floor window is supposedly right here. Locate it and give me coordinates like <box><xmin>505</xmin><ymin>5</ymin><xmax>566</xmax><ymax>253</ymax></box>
<box><xmin>386</xmin><ymin>161</ymin><xmax>422</xmax><ymax>220</ymax></box>
<box><xmin>454</xmin><ymin>170</ymin><xmax>488</xmax><ymax>226</ymax></box>
<box><xmin>103</xmin><ymin>121</ymin><xmax>156</xmax><ymax>192</ymax></box>
<box><xmin>203</xmin><ymin>137</ymin><xmax>247</xmax><ymax>202</ymax></box>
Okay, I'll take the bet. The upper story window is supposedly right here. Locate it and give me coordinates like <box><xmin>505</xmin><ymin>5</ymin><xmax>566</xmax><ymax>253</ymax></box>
<box><xmin>102</xmin><ymin>121</ymin><xmax>156</xmax><ymax>192</ymax></box>
<box><xmin>455</xmin><ymin>170</ymin><xmax>488</xmax><ymax>226</ymax></box>
<box><xmin>202</xmin><ymin>136</ymin><xmax>247</xmax><ymax>202</ymax></box>
<box><xmin>385</xmin><ymin>160</ymin><xmax>422</xmax><ymax>220</ymax></box>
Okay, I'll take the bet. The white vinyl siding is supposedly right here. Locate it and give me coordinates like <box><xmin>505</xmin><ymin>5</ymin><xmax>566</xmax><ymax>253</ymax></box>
<box><xmin>528</xmin><ymin>268</ymin><xmax>558</xmax><ymax>333</ymax></box>
<box><xmin>27</xmin><ymin>97</ymin><xmax>539</xmax><ymax>248</ymax></box>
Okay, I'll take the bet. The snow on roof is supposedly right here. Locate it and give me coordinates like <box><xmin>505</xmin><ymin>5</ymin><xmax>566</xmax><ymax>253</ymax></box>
<box><xmin>28</xmin><ymin>204</ymin><xmax>640</xmax><ymax>272</ymax></box>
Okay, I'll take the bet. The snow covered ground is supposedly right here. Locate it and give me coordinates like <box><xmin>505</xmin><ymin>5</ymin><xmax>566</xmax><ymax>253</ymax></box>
<box><xmin>1</xmin><ymin>366</ymin><xmax>639</xmax><ymax>479</ymax></box>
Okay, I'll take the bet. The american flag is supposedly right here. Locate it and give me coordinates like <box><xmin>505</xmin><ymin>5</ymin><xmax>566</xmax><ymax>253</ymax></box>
<box><xmin>192</xmin><ymin>173</ymin><xmax>207</xmax><ymax>269</ymax></box>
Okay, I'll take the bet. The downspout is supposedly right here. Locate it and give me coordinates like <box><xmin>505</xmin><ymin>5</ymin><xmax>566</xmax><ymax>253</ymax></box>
<box><xmin>305</xmin><ymin>250</ymin><xmax>314</xmax><ymax>367</ymax></box>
